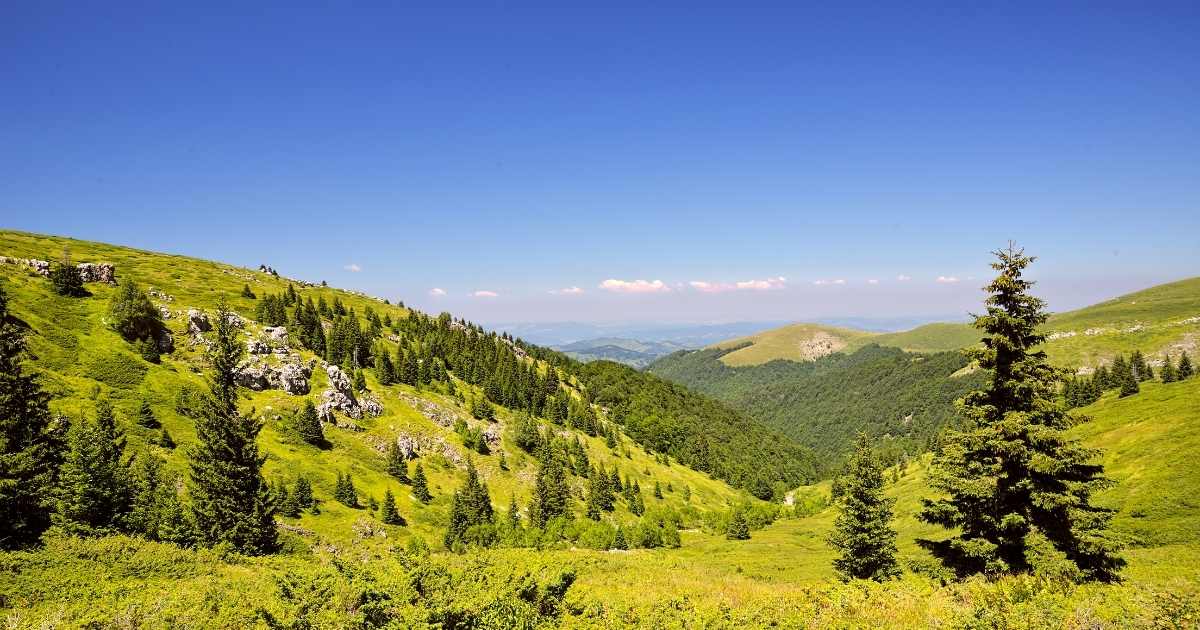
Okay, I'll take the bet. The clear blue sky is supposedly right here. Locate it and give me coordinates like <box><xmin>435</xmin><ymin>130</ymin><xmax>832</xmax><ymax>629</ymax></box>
<box><xmin>3</xmin><ymin>3</ymin><xmax>1198</xmax><ymax>323</ymax></box>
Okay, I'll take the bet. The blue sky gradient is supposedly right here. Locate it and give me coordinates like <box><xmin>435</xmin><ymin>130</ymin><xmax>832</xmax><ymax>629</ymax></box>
<box><xmin>3</xmin><ymin>3</ymin><xmax>1198</xmax><ymax>323</ymax></box>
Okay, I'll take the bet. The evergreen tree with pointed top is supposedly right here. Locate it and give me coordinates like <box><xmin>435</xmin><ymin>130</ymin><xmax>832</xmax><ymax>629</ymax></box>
<box><xmin>136</xmin><ymin>396</ymin><xmax>158</xmax><ymax>428</ymax></box>
<box><xmin>726</xmin><ymin>510</ymin><xmax>750</xmax><ymax>540</ymax></box>
<box><xmin>1119</xmin><ymin>364</ymin><xmax>1140</xmax><ymax>398</ymax></box>
<box><xmin>1131</xmin><ymin>350</ymin><xmax>1152</xmax><ymax>381</ymax></box>
<box><xmin>54</xmin><ymin>399</ymin><xmax>132</xmax><ymax>536</ymax></box>
<box><xmin>294</xmin><ymin>476</ymin><xmax>314</xmax><ymax>510</ymax></box>
<box><xmin>1160</xmin><ymin>354</ymin><xmax>1177</xmax><ymax>383</ymax></box>
<box><xmin>293</xmin><ymin>399</ymin><xmax>324</xmax><ymax>446</ymax></box>
<box><xmin>380</xmin><ymin>488</ymin><xmax>404</xmax><ymax>525</ymax></box>
<box><xmin>613</xmin><ymin>526</ymin><xmax>628</xmax><ymax>550</ymax></box>
<box><xmin>530</xmin><ymin>443</ymin><xmax>570</xmax><ymax>527</ymax></box>
<box><xmin>1179</xmin><ymin>352</ymin><xmax>1194</xmax><ymax>380</ymax></box>
<box><xmin>158</xmin><ymin>427</ymin><xmax>175</xmax><ymax>449</ymax></box>
<box><xmin>335</xmin><ymin>471</ymin><xmax>359</xmax><ymax>507</ymax></box>
<box><xmin>279</xmin><ymin>484</ymin><xmax>300</xmax><ymax>518</ymax></box>
<box><xmin>412</xmin><ymin>463</ymin><xmax>432</xmax><ymax>503</ymax></box>
<box><xmin>49</xmin><ymin>249</ymin><xmax>84</xmax><ymax>297</ymax></box>
<box><xmin>918</xmin><ymin>245</ymin><xmax>1123</xmax><ymax>582</ymax></box>
<box><xmin>385</xmin><ymin>441</ymin><xmax>409</xmax><ymax>482</ymax></box>
<box><xmin>241</xmin><ymin>284</ymin><xmax>256</xmax><ymax>299</ymax></box>
<box><xmin>653</xmin><ymin>480</ymin><xmax>663</xmax><ymax>499</ymax></box>
<box><xmin>498</xmin><ymin>450</ymin><xmax>508</xmax><ymax>471</ymax></box>
<box><xmin>828</xmin><ymin>433</ymin><xmax>900</xmax><ymax>581</ymax></box>
<box><xmin>187</xmin><ymin>298</ymin><xmax>278</xmax><ymax>555</ymax></box>
<box><xmin>507</xmin><ymin>495</ymin><xmax>521</xmax><ymax>530</ymax></box>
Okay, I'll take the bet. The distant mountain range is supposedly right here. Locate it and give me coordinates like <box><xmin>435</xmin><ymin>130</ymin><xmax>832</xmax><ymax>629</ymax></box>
<box><xmin>553</xmin><ymin>337</ymin><xmax>693</xmax><ymax>368</ymax></box>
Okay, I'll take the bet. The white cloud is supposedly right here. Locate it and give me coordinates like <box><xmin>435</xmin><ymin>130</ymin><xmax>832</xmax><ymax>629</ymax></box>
<box><xmin>867</xmin><ymin>279</ymin><xmax>879</xmax><ymax>285</ymax></box>
<box><xmin>897</xmin><ymin>274</ymin><xmax>912</xmax><ymax>281</ymax></box>
<box><xmin>343</xmin><ymin>263</ymin><xmax>362</xmax><ymax>273</ymax></box>
<box><xmin>689</xmin><ymin>276</ymin><xmax>787</xmax><ymax>293</ymax></box>
<box><xmin>472</xmin><ymin>290</ymin><xmax>499</xmax><ymax>297</ymax></box>
<box><xmin>689</xmin><ymin>280</ymin><xmax>732</xmax><ymax>293</ymax></box>
<box><xmin>736</xmin><ymin>276</ymin><xmax>788</xmax><ymax>291</ymax></box>
<box><xmin>813</xmin><ymin>279</ymin><xmax>846</xmax><ymax>286</ymax></box>
<box><xmin>599</xmin><ymin>279</ymin><xmax>670</xmax><ymax>293</ymax></box>
<box><xmin>550</xmin><ymin>286</ymin><xmax>584</xmax><ymax>295</ymax></box>
<box><xmin>428</xmin><ymin>287</ymin><xmax>446</xmax><ymax>297</ymax></box>
<box><xmin>936</xmin><ymin>276</ymin><xmax>960</xmax><ymax>284</ymax></box>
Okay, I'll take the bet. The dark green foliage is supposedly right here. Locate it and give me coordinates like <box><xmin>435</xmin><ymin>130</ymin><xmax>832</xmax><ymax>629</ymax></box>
<box><xmin>1179</xmin><ymin>352</ymin><xmax>1194</xmax><ymax>380</ymax></box>
<box><xmin>613</xmin><ymin>526</ymin><xmax>628</xmax><ymax>550</ymax></box>
<box><xmin>279</xmin><ymin>484</ymin><xmax>301</xmax><ymax>518</ymax></box>
<box><xmin>53</xmin><ymin>399</ymin><xmax>132</xmax><ymax>536</ymax></box>
<box><xmin>726</xmin><ymin>510</ymin><xmax>750</xmax><ymax>540</ymax></box>
<box><xmin>293</xmin><ymin>476</ymin><xmax>314</xmax><ymax>511</ymax></box>
<box><xmin>577</xmin><ymin>360</ymin><xmax>819</xmax><ymax>490</ymax></box>
<box><xmin>919</xmin><ymin>245</ymin><xmax>1123</xmax><ymax>582</ymax></box>
<box><xmin>1130</xmin><ymin>350</ymin><xmax>1152</xmax><ymax>382</ymax></box>
<box><xmin>334</xmin><ymin>472</ymin><xmax>359</xmax><ymax>508</ymax></box>
<box><xmin>241</xmin><ymin>284</ymin><xmax>256</xmax><ymax>299</ymax></box>
<box><xmin>0</xmin><ymin>283</ymin><xmax>64</xmax><ymax>548</ymax></box>
<box><xmin>498</xmin><ymin>450</ymin><xmax>508</xmax><ymax>471</ymax></box>
<box><xmin>385</xmin><ymin>442</ymin><xmax>409</xmax><ymax>482</ymax></box>
<box><xmin>49</xmin><ymin>252</ymin><xmax>84</xmax><ymax>297</ymax></box>
<box><xmin>157</xmin><ymin>428</ymin><xmax>175</xmax><ymax>449</ymax></box>
<box><xmin>412</xmin><ymin>463</ymin><xmax>432</xmax><ymax>503</ymax></box>
<box><xmin>380</xmin><ymin>489</ymin><xmax>404</xmax><ymax>525</ymax></box>
<box><xmin>293</xmin><ymin>400</ymin><xmax>324</xmax><ymax>446</ymax></box>
<box><xmin>649</xmin><ymin>343</ymin><xmax>988</xmax><ymax>469</ymax></box>
<box><xmin>136</xmin><ymin>397</ymin><xmax>159</xmax><ymax>428</ymax></box>
<box><xmin>530</xmin><ymin>444</ymin><xmax>570</xmax><ymax>527</ymax></box>
<box><xmin>1159</xmin><ymin>355</ymin><xmax>1177</xmax><ymax>383</ymax></box>
<box><xmin>107</xmin><ymin>280</ymin><xmax>166</xmax><ymax>351</ymax></box>
<box><xmin>1119</xmin><ymin>366</ymin><xmax>1140</xmax><ymax>398</ymax></box>
<box><xmin>444</xmin><ymin>458</ymin><xmax>494</xmax><ymax>549</ymax></box>
<box><xmin>134</xmin><ymin>337</ymin><xmax>160</xmax><ymax>363</ymax></box>
<box><xmin>510</xmin><ymin>413</ymin><xmax>543</xmax><ymax>453</ymax></box>
<box><xmin>127</xmin><ymin>453</ymin><xmax>194</xmax><ymax>545</ymax></box>
<box><xmin>455</xmin><ymin>418</ymin><xmax>490</xmax><ymax>455</ymax></box>
<box><xmin>470</xmin><ymin>398</ymin><xmax>495</xmax><ymax>421</ymax></box>
<box><xmin>828</xmin><ymin>433</ymin><xmax>900</xmax><ymax>582</ymax></box>
<box><xmin>653</xmin><ymin>480</ymin><xmax>663</xmax><ymax>500</ymax></box>
<box><xmin>187</xmin><ymin>299</ymin><xmax>278</xmax><ymax>555</ymax></box>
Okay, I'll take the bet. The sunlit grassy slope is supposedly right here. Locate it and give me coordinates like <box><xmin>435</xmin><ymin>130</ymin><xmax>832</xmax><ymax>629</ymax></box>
<box><xmin>709</xmin><ymin>277</ymin><xmax>1199</xmax><ymax>368</ymax></box>
<box><xmin>0</xmin><ymin>229</ymin><xmax>749</xmax><ymax>549</ymax></box>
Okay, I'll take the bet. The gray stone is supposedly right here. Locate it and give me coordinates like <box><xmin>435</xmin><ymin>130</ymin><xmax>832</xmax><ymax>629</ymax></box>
<box><xmin>76</xmin><ymin>262</ymin><xmax>116</xmax><ymax>284</ymax></box>
<box><xmin>187</xmin><ymin>309</ymin><xmax>211</xmax><ymax>334</ymax></box>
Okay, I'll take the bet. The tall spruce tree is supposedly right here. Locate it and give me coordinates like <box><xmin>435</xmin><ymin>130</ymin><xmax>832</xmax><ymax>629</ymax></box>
<box><xmin>828</xmin><ymin>433</ymin><xmax>900</xmax><ymax>582</ymax></box>
<box><xmin>1159</xmin><ymin>355</ymin><xmax>1177</xmax><ymax>383</ymax></box>
<box><xmin>412</xmin><ymin>463</ymin><xmax>432</xmax><ymax>503</ymax></box>
<box><xmin>187</xmin><ymin>299</ymin><xmax>278</xmax><ymax>555</ymax></box>
<box><xmin>294</xmin><ymin>400</ymin><xmax>324</xmax><ymax>446</ymax></box>
<box><xmin>385</xmin><ymin>441</ymin><xmax>409</xmax><ymax>482</ymax></box>
<box><xmin>918</xmin><ymin>245</ymin><xmax>1123</xmax><ymax>582</ymax></box>
<box><xmin>1179</xmin><ymin>352</ymin><xmax>1194</xmax><ymax>380</ymax></box>
<box><xmin>0</xmin><ymin>283</ymin><xmax>64</xmax><ymax>549</ymax></box>
<box><xmin>530</xmin><ymin>443</ymin><xmax>570</xmax><ymax>527</ymax></box>
<box><xmin>726</xmin><ymin>510</ymin><xmax>750</xmax><ymax>540</ymax></box>
<box><xmin>380</xmin><ymin>489</ymin><xmax>403</xmax><ymax>525</ymax></box>
<box><xmin>53</xmin><ymin>399</ymin><xmax>132</xmax><ymax>536</ymax></box>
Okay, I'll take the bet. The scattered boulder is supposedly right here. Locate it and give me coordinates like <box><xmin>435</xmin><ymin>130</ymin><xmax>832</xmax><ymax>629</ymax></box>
<box><xmin>315</xmin><ymin>364</ymin><xmax>381</xmax><ymax>424</ymax></box>
<box><xmin>158</xmin><ymin>306</ymin><xmax>173</xmax><ymax>320</ymax></box>
<box><xmin>398</xmin><ymin>393</ymin><xmax>462</xmax><ymax>428</ymax></box>
<box><xmin>361</xmin><ymin>394</ymin><xmax>384</xmax><ymax>417</ymax></box>
<box><xmin>278</xmin><ymin>361</ymin><xmax>311</xmax><ymax>395</ymax></box>
<box><xmin>235</xmin><ymin>360</ymin><xmax>273</xmax><ymax>390</ymax></box>
<box><xmin>148</xmin><ymin>287</ymin><xmax>174</xmax><ymax>302</ymax></box>
<box><xmin>223</xmin><ymin>312</ymin><xmax>247</xmax><ymax>328</ymax></box>
<box><xmin>76</xmin><ymin>262</ymin><xmax>116</xmax><ymax>284</ymax></box>
<box><xmin>233</xmin><ymin>357</ymin><xmax>312</xmax><ymax>394</ymax></box>
<box><xmin>246</xmin><ymin>338</ymin><xmax>271</xmax><ymax>355</ymax></box>
<box><xmin>482</xmin><ymin>424</ymin><xmax>502</xmax><ymax>447</ymax></box>
<box><xmin>187</xmin><ymin>309</ymin><xmax>211</xmax><ymax>334</ymax></box>
<box><xmin>263</xmin><ymin>326</ymin><xmax>288</xmax><ymax>345</ymax></box>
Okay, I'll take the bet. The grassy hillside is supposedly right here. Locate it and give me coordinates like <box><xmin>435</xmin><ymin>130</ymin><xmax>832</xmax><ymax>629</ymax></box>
<box><xmin>705</xmin><ymin>277</ymin><xmax>1200</xmax><ymax>370</ymax></box>
<box><xmin>0</xmin><ymin>230</ymin><xmax>760</xmax><ymax>552</ymax></box>
<box><xmin>4</xmin><ymin>371</ymin><xmax>1196</xmax><ymax>626</ymax></box>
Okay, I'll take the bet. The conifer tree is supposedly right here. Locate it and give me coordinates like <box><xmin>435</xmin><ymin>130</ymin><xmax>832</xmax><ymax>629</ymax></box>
<box><xmin>294</xmin><ymin>400</ymin><xmax>324</xmax><ymax>446</ymax></box>
<box><xmin>54</xmin><ymin>399</ymin><xmax>132</xmax><ymax>536</ymax></box>
<box><xmin>613</xmin><ymin>526</ymin><xmax>628</xmax><ymax>550</ymax></box>
<box><xmin>380</xmin><ymin>489</ymin><xmax>403</xmax><ymax>525</ymax></box>
<box><xmin>107</xmin><ymin>280</ymin><xmax>165</xmax><ymax>347</ymax></box>
<box><xmin>1160</xmin><ymin>355</ymin><xmax>1177</xmax><ymax>383</ymax></box>
<box><xmin>828</xmin><ymin>433</ymin><xmax>900</xmax><ymax>582</ymax></box>
<box><xmin>241</xmin><ymin>284</ymin><xmax>256</xmax><ymax>299</ymax></box>
<box><xmin>918</xmin><ymin>245</ymin><xmax>1123</xmax><ymax>581</ymax></box>
<box><xmin>530</xmin><ymin>444</ymin><xmax>570</xmax><ymax>527</ymax></box>
<box><xmin>443</xmin><ymin>458</ymin><xmax>494</xmax><ymax>548</ymax></box>
<box><xmin>136</xmin><ymin>397</ymin><xmax>158</xmax><ymax>428</ymax></box>
<box><xmin>726</xmin><ymin>510</ymin><xmax>750</xmax><ymax>540</ymax></box>
<box><xmin>498</xmin><ymin>450</ymin><xmax>508</xmax><ymax>471</ymax></box>
<box><xmin>682</xmin><ymin>485</ymin><xmax>691</xmax><ymax>502</ymax></box>
<box><xmin>412</xmin><ymin>463</ymin><xmax>432</xmax><ymax>503</ymax></box>
<box><xmin>585</xmin><ymin>471</ymin><xmax>604</xmax><ymax>520</ymax></box>
<box><xmin>1119</xmin><ymin>365</ymin><xmax>1140</xmax><ymax>398</ymax></box>
<box><xmin>507</xmin><ymin>495</ymin><xmax>521</xmax><ymax>529</ymax></box>
<box><xmin>278</xmin><ymin>484</ymin><xmax>300</xmax><ymax>518</ymax></box>
<box><xmin>335</xmin><ymin>472</ymin><xmax>359</xmax><ymax>507</ymax></box>
<box><xmin>158</xmin><ymin>427</ymin><xmax>175</xmax><ymax>449</ymax></box>
<box><xmin>385</xmin><ymin>441</ymin><xmax>409</xmax><ymax>482</ymax></box>
<box><xmin>187</xmin><ymin>299</ymin><xmax>278</xmax><ymax>555</ymax></box>
<box><xmin>294</xmin><ymin>476</ymin><xmax>314</xmax><ymax>510</ymax></box>
<box><xmin>1131</xmin><ymin>350</ymin><xmax>1152</xmax><ymax>382</ymax></box>
<box><xmin>653</xmin><ymin>480</ymin><xmax>663</xmax><ymax>500</ymax></box>
<box><xmin>1179</xmin><ymin>352</ymin><xmax>1194</xmax><ymax>380</ymax></box>
<box><xmin>49</xmin><ymin>250</ymin><xmax>84</xmax><ymax>297</ymax></box>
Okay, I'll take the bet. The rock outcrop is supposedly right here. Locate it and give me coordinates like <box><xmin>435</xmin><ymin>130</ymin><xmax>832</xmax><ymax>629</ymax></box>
<box><xmin>76</xmin><ymin>262</ymin><xmax>116</xmax><ymax>284</ymax></box>
<box><xmin>187</xmin><ymin>309</ymin><xmax>211</xmax><ymax>334</ymax></box>
<box><xmin>234</xmin><ymin>357</ymin><xmax>312</xmax><ymax>394</ymax></box>
<box><xmin>315</xmin><ymin>364</ymin><xmax>382</xmax><ymax>425</ymax></box>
